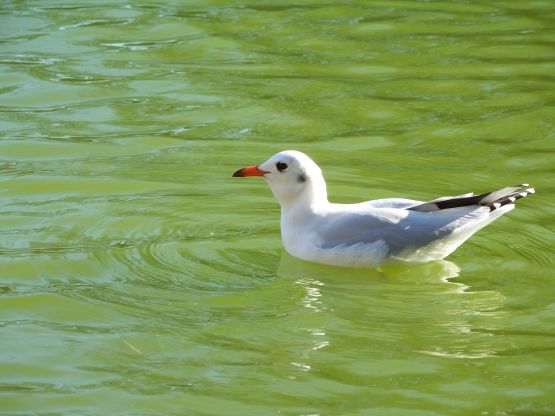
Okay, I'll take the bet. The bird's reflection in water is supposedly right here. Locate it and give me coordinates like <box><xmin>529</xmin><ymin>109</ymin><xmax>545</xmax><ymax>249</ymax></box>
<box><xmin>277</xmin><ymin>250</ymin><xmax>467</xmax><ymax>294</ymax></box>
<box><xmin>276</xmin><ymin>251</ymin><xmax>505</xmax><ymax>364</ymax></box>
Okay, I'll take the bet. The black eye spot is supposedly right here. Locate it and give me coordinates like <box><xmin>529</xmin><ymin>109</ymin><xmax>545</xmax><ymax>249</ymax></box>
<box><xmin>276</xmin><ymin>162</ymin><xmax>288</xmax><ymax>172</ymax></box>
<box><xmin>298</xmin><ymin>173</ymin><xmax>307</xmax><ymax>183</ymax></box>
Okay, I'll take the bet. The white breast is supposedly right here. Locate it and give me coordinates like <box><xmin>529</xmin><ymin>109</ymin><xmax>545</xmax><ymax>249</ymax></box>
<box><xmin>280</xmin><ymin>207</ymin><xmax>390</xmax><ymax>268</ymax></box>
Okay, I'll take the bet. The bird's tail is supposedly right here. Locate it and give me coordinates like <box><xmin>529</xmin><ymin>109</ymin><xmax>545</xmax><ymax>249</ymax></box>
<box><xmin>479</xmin><ymin>184</ymin><xmax>535</xmax><ymax>211</ymax></box>
<box><xmin>408</xmin><ymin>184</ymin><xmax>535</xmax><ymax>213</ymax></box>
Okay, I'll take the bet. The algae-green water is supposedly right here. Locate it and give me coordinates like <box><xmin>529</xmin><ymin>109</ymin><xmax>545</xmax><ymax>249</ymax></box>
<box><xmin>1</xmin><ymin>1</ymin><xmax>554</xmax><ymax>415</ymax></box>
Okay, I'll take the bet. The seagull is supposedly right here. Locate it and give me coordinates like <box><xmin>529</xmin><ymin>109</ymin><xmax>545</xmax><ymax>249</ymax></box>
<box><xmin>232</xmin><ymin>150</ymin><xmax>534</xmax><ymax>268</ymax></box>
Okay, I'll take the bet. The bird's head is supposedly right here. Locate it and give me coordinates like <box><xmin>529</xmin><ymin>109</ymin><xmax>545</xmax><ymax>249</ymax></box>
<box><xmin>233</xmin><ymin>150</ymin><xmax>327</xmax><ymax>208</ymax></box>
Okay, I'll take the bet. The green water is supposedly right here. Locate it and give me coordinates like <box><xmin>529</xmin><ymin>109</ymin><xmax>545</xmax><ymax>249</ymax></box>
<box><xmin>1</xmin><ymin>1</ymin><xmax>555</xmax><ymax>415</ymax></box>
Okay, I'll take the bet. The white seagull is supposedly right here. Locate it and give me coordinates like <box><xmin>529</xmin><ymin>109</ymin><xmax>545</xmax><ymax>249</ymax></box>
<box><xmin>233</xmin><ymin>150</ymin><xmax>534</xmax><ymax>268</ymax></box>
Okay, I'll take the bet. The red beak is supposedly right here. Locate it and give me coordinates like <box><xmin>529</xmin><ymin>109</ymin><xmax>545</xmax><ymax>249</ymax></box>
<box><xmin>232</xmin><ymin>165</ymin><xmax>269</xmax><ymax>177</ymax></box>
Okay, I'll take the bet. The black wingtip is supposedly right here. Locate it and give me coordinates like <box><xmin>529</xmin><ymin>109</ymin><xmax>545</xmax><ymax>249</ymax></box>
<box><xmin>488</xmin><ymin>187</ymin><xmax>535</xmax><ymax>211</ymax></box>
<box><xmin>409</xmin><ymin>185</ymin><xmax>535</xmax><ymax>213</ymax></box>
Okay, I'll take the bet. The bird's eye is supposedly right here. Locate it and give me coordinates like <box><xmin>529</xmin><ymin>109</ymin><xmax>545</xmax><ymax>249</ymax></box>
<box><xmin>276</xmin><ymin>162</ymin><xmax>288</xmax><ymax>172</ymax></box>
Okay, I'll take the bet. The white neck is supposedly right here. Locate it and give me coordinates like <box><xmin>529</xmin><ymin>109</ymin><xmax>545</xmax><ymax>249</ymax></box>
<box><xmin>276</xmin><ymin>176</ymin><xmax>326</xmax><ymax>251</ymax></box>
<box><xmin>278</xmin><ymin>174</ymin><xmax>329</xmax><ymax>215</ymax></box>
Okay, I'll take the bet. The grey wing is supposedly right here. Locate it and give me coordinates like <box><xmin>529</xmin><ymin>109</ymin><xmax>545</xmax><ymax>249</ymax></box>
<box><xmin>318</xmin><ymin>185</ymin><xmax>534</xmax><ymax>257</ymax></box>
<box><xmin>316</xmin><ymin>206</ymin><xmax>489</xmax><ymax>254</ymax></box>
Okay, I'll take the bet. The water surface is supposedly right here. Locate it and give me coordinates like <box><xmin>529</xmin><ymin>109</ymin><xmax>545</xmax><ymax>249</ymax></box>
<box><xmin>1</xmin><ymin>1</ymin><xmax>555</xmax><ymax>415</ymax></box>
